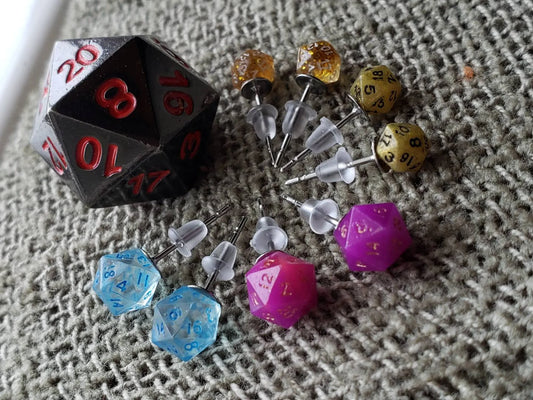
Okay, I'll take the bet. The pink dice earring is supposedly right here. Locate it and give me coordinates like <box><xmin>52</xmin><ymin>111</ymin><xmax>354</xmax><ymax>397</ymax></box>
<box><xmin>281</xmin><ymin>195</ymin><xmax>412</xmax><ymax>272</ymax></box>
<box><xmin>245</xmin><ymin>198</ymin><xmax>317</xmax><ymax>328</ymax></box>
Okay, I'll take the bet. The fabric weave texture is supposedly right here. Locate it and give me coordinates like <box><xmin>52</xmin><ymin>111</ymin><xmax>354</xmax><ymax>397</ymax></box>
<box><xmin>0</xmin><ymin>0</ymin><xmax>532</xmax><ymax>398</ymax></box>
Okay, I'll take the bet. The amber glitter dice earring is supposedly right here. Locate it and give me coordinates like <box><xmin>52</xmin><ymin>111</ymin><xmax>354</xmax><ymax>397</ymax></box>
<box><xmin>92</xmin><ymin>204</ymin><xmax>229</xmax><ymax>316</ymax></box>
<box><xmin>274</xmin><ymin>40</ymin><xmax>341</xmax><ymax>167</ymax></box>
<box><xmin>245</xmin><ymin>198</ymin><xmax>317</xmax><ymax>328</ymax></box>
<box><xmin>280</xmin><ymin>65</ymin><xmax>403</xmax><ymax>172</ymax></box>
<box><xmin>285</xmin><ymin>123</ymin><xmax>429</xmax><ymax>185</ymax></box>
<box><xmin>232</xmin><ymin>49</ymin><xmax>278</xmax><ymax>164</ymax></box>
<box><xmin>281</xmin><ymin>195</ymin><xmax>412</xmax><ymax>272</ymax></box>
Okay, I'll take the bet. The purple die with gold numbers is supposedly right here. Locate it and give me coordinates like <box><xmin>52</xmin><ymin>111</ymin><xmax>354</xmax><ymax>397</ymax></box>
<box><xmin>245</xmin><ymin>251</ymin><xmax>317</xmax><ymax>329</ymax></box>
<box><xmin>31</xmin><ymin>35</ymin><xmax>219</xmax><ymax>207</ymax></box>
<box><xmin>333</xmin><ymin>203</ymin><xmax>412</xmax><ymax>271</ymax></box>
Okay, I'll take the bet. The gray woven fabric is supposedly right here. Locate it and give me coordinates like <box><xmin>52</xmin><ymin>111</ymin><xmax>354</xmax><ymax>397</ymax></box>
<box><xmin>1</xmin><ymin>0</ymin><xmax>532</xmax><ymax>398</ymax></box>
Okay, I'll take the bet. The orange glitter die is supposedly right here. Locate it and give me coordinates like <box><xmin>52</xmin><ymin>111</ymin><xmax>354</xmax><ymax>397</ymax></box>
<box><xmin>296</xmin><ymin>40</ymin><xmax>341</xmax><ymax>84</ymax></box>
<box><xmin>231</xmin><ymin>49</ymin><xmax>275</xmax><ymax>90</ymax></box>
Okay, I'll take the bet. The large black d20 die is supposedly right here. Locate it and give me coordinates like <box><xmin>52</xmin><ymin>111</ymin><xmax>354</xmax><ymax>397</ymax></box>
<box><xmin>30</xmin><ymin>35</ymin><xmax>219</xmax><ymax>208</ymax></box>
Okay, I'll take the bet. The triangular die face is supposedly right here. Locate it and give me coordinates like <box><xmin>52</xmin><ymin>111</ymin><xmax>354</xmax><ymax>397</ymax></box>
<box><xmin>356</xmin><ymin>203</ymin><xmax>395</xmax><ymax>225</ymax></box>
<box><xmin>247</xmin><ymin>266</ymin><xmax>281</xmax><ymax>305</ymax></box>
<box><xmin>141</xmin><ymin>36</ymin><xmax>212</xmax><ymax>85</ymax></box>
<box><xmin>48</xmin><ymin>36</ymin><xmax>131</xmax><ymax>108</ymax></box>
<box><xmin>152</xmin><ymin>307</ymin><xmax>174</xmax><ymax>342</ymax></box>
<box><xmin>50</xmin><ymin>111</ymin><xmax>152</xmax><ymax>205</ymax></box>
<box><xmin>52</xmin><ymin>38</ymin><xmax>160</xmax><ymax>147</ymax></box>
<box><xmin>163</xmin><ymin>100</ymin><xmax>218</xmax><ymax>155</ymax></box>
<box><xmin>141</xmin><ymin>36</ymin><xmax>193</xmax><ymax>72</ymax></box>
<box><xmin>30</xmin><ymin>115</ymin><xmax>81</xmax><ymax>198</ymax></box>
<box><xmin>160</xmin><ymin>110</ymin><xmax>216</xmax><ymax>188</ymax></box>
<box><xmin>140</xmin><ymin>37</ymin><xmax>219</xmax><ymax>145</ymax></box>
<box><xmin>91</xmin><ymin>150</ymin><xmax>189</xmax><ymax>208</ymax></box>
<box><xmin>273</xmin><ymin>263</ymin><xmax>315</xmax><ymax>301</ymax></box>
<box><xmin>339</xmin><ymin>206</ymin><xmax>385</xmax><ymax>249</ymax></box>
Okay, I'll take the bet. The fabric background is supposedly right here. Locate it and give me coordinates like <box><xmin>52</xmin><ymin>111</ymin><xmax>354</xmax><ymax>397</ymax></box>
<box><xmin>0</xmin><ymin>0</ymin><xmax>532</xmax><ymax>398</ymax></box>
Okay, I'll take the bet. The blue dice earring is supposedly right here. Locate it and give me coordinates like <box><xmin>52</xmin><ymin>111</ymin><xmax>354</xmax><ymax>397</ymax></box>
<box><xmin>92</xmin><ymin>204</ymin><xmax>230</xmax><ymax>316</ymax></box>
<box><xmin>151</xmin><ymin>216</ymin><xmax>247</xmax><ymax>361</ymax></box>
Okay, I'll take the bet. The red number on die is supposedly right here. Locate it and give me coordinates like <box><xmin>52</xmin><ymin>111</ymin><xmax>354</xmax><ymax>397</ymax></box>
<box><xmin>57</xmin><ymin>44</ymin><xmax>100</xmax><ymax>83</ymax></box>
<box><xmin>127</xmin><ymin>170</ymin><xmax>170</xmax><ymax>195</ymax></box>
<box><xmin>42</xmin><ymin>137</ymin><xmax>67</xmax><ymax>175</ymax></box>
<box><xmin>180</xmin><ymin>131</ymin><xmax>201</xmax><ymax>160</ymax></box>
<box><xmin>163</xmin><ymin>91</ymin><xmax>193</xmax><ymax>116</ymax></box>
<box><xmin>159</xmin><ymin>70</ymin><xmax>189</xmax><ymax>87</ymax></box>
<box><xmin>95</xmin><ymin>78</ymin><xmax>137</xmax><ymax>119</ymax></box>
<box><xmin>127</xmin><ymin>174</ymin><xmax>144</xmax><ymax>195</ymax></box>
<box><xmin>159</xmin><ymin>70</ymin><xmax>193</xmax><ymax>116</ymax></box>
<box><xmin>147</xmin><ymin>170</ymin><xmax>171</xmax><ymax>193</ymax></box>
<box><xmin>75</xmin><ymin>136</ymin><xmax>123</xmax><ymax>177</ymax></box>
<box><xmin>76</xmin><ymin>136</ymin><xmax>102</xmax><ymax>170</ymax></box>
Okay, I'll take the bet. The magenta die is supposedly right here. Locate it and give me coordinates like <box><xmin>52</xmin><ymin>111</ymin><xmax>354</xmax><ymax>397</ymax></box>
<box><xmin>333</xmin><ymin>203</ymin><xmax>412</xmax><ymax>271</ymax></box>
<box><xmin>246</xmin><ymin>250</ymin><xmax>317</xmax><ymax>328</ymax></box>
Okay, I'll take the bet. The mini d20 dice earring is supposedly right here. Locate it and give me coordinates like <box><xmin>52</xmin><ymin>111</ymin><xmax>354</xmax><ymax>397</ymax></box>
<box><xmin>92</xmin><ymin>204</ymin><xmax>230</xmax><ymax>316</ymax></box>
<box><xmin>246</xmin><ymin>198</ymin><xmax>317</xmax><ymax>328</ymax></box>
<box><xmin>350</xmin><ymin>65</ymin><xmax>402</xmax><ymax>114</ymax></box>
<box><xmin>285</xmin><ymin>123</ymin><xmax>429</xmax><ymax>185</ymax></box>
<box><xmin>151</xmin><ymin>217</ymin><xmax>247</xmax><ymax>361</ymax></box>
<box><xmin>281</xmin><ymin>195</ymin><xmax>412</xmax><ymax>272</ymax></box>
<box><xmin>280</xmin><ymin>65</ymin><xmax>403</xmax><ymax>172</ymax></box>
<box><xmin>274</xmin><ymin>40</ymin><xmax>341</xmax><ymax>167</ymax></box>
<box><xmin>232</xmin><ymin>49</ymin><xmax>278</xmax><ymax>164</ymax></box>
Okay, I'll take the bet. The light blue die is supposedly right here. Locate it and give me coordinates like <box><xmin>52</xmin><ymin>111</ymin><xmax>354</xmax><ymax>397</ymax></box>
<box><xmin>92</xmin><ymin>248</ymin><xmax>161</xmax><ymax>316</ymax></box>
<box><xmin>151</xmin><ymin>285</ymin><xmax>221</xmax><ymax>361</ymax></box>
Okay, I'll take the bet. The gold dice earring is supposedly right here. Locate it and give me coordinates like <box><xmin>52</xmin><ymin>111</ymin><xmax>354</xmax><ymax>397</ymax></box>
<box><xmin>284</xmin><ymin>122</ymin><xmax>430</xmax><ymax>186</ymax></box>
<box><xmin>280</xmin><ymin>65</ymin><xmax>403</xmax><ymax>172</ymax></box>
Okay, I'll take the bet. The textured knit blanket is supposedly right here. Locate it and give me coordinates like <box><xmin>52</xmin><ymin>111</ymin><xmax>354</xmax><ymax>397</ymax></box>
<box><xmin>0</xmin><ymin>0</ymin><xmax>532</xmax><ymax>398</ymax></box>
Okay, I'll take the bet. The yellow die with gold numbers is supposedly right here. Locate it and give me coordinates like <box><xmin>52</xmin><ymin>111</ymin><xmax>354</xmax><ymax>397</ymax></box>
<box><xmin>376</xmin><ymin>123</ymin><xmax>429</xmax><ymax>173</ymax></box>
<box><xmin>231</xmin><ymin>49</ymin><xmax>275</xmax><ymax>90</ymax></box>
<box><xmin>350</xmin><ymin>65</ymin><xmax>402</xmax><ymax>114</ymax></box>
<box><xmin>296</xmin><ymin>40</ymin><xmax>341</xmax><ymax>84</ymax></box>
